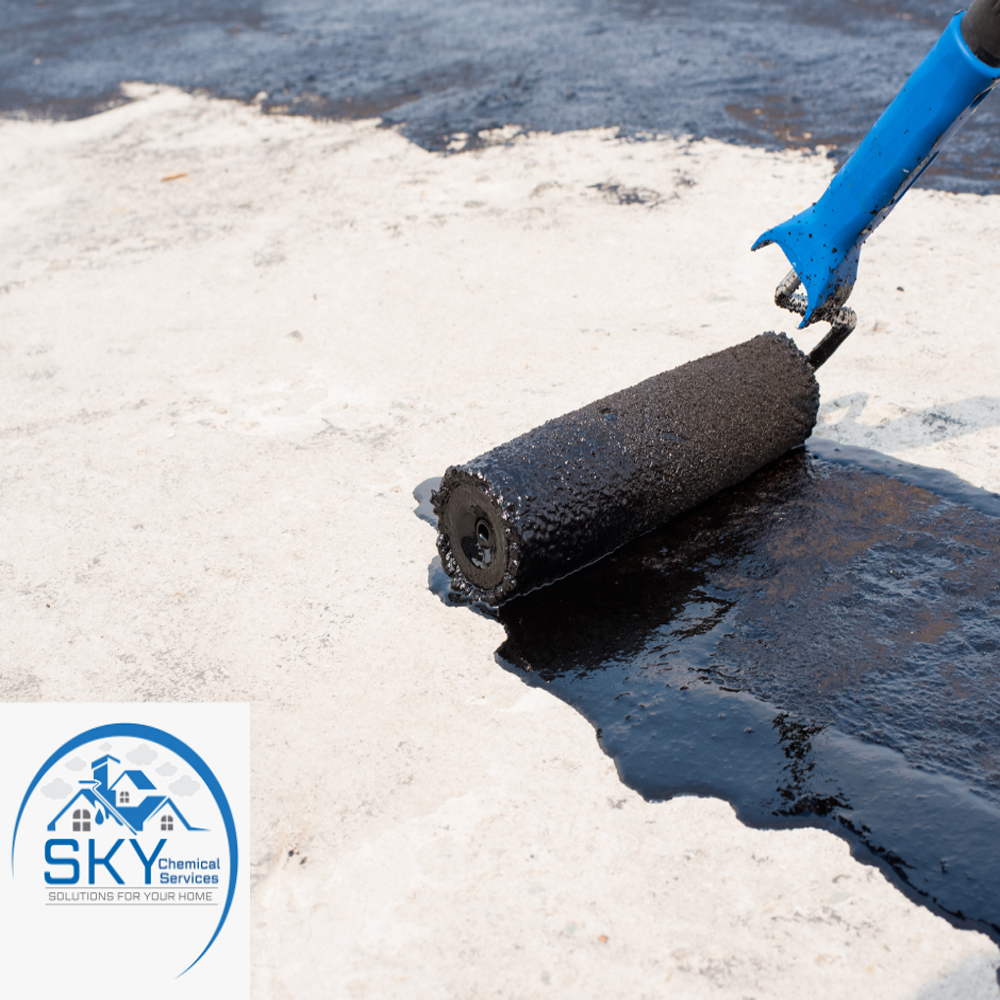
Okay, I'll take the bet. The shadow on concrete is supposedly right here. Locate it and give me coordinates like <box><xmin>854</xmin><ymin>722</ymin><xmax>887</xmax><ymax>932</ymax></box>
<box><xmin>819</xmin><ymin>393</ymin><xmax>1000</xmax><ymax>445</ymax></box>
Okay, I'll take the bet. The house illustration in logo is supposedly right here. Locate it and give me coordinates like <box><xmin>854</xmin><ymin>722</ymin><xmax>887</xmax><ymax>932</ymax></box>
<box><xmin>47</xmin><ymin>754</ymin><xmax>205</xmax><ymax>836</ymax></box>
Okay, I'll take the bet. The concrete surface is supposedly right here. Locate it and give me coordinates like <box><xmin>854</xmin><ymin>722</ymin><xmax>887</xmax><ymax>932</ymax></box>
<box><xmin>2</xmin><ymin>85</ymin><xmax>1000</xmax><ymax>997</ymax></box>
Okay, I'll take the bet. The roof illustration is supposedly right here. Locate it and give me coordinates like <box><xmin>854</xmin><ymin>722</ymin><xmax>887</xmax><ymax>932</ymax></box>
<box><xmin>145</xmin><ymin>796</ymin><xmax>202</xmax><ymax>830</ymax></box>
<box><xmin>47</xmin><ymin>788</ymin><xmax>133</xmax><ymax>833</ymax></box>
<box><xmin>119</xmin><ymin>794</ymin><xmax>162</xmax><ymax>828</ymax></box>
<box><xmin>110</xmin><ymin>770</ymin><xmax>156</xmax><ymax>791</ymax></box>
<box><xmin>47</xmin><ymin>753</ymin><xmax>206</xmax><ymax>834</ymax></box>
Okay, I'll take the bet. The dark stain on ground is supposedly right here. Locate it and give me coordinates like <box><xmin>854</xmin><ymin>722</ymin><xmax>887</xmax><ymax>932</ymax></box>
<box><xmin>3</xmin><ymin>0</ymin><xmax>1000</xmax><ymax>192</ymax></box>
<box><xmin>588</xmin><ymin>182</ymin><xmax>665</xmax><ymax>207</ymax></box>
<box><xmin>416</xmin><ymin>438</ymin><xmax>1000</xmax><ymax>942</ymax></box>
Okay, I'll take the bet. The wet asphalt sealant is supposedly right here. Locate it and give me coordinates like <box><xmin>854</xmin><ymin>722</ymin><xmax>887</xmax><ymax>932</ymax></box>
<box><xmin>417</xmin><ymin>439</ymin><xmax>1000</xmax><ymax>943</ymax></box>
<box><xmin>4</xmin><ymin>0</ymin><xmax>1000</xmax><ymax>192</ymax></box>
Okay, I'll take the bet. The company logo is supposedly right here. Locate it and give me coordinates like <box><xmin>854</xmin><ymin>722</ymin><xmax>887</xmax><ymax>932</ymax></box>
<box><xmin>11</xmin><ymin>723</ymin><xmax>238</xmax><ymax>978</ymax></box>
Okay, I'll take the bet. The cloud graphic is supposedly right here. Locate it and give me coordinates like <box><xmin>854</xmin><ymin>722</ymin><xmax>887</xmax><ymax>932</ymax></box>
<box><xmin>98</xmin><ymin>742</ymin><xmax>113</xmax><ymax>752</ymax></box>
<box><xmin>64</xmin><ymin>756</ymin><xmax>87</xmax><ymax>772</ymax></box>
<box><xmin>169</xmin><ymin>775</ymin><xmax>201</xmax><ymax>797</ymax></box>
<box><xmin>40</xmin><ymin>777</ymin><xmax>73</xmax><ymax>800</ymax></box>
<box><xmin>126</xmin><ymin>743</ymin><xmax>158</xmax><ymax>766</ymax></box>
<box><xmin>156</xmin><ymin>762</ymin><xmax>177</xmax><ymax>777</ymax></box>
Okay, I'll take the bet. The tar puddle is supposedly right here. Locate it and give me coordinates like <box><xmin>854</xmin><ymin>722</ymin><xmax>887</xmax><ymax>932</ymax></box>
<box><xmin>415</xmin><ymin>439</ymin><xmax>1000</xmax><ymax>942</ymax></box>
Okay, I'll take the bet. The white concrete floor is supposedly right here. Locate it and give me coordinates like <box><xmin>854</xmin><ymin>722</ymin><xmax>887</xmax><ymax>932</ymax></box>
<box><xmin>2</xmin><ymin>85</ymin><xmax>999</xmax><ymax>998</ymax></box>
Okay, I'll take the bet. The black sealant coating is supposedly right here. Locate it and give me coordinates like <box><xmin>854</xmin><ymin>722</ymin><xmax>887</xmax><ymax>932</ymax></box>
<box><xmin>450</xmin><ymin>440</ymin><xmax>1000</xmax><ymax>942</ymax></box>
<box><xmin>5</xmin><ymin>1</ymin><xmax>1000</xmax><ymax>192</ymax></box>
<box><xmin>433</xmin><ymin>333</ymin><xmax>819</xmax><ymax>604</ymax></box>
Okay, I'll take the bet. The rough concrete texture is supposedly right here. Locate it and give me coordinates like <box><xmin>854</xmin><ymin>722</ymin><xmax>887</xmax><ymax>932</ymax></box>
<box><xmin>2</xmin><ymin>85</ymin><xmax>1000</xmax><ymax>997</ymax></box>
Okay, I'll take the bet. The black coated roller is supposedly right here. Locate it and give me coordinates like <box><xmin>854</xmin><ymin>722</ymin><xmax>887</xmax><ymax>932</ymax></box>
<box><xmin>432</xmin><ymin>332</ymin><xmax>819</xmax><ymax>604</ymax></box>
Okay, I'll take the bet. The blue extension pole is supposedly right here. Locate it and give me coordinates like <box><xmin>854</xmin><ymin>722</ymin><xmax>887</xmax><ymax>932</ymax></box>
<box><xmin>752</xmin><ymin>13</ymin><xmax>1000</xmax><ymax>328</ymax></box>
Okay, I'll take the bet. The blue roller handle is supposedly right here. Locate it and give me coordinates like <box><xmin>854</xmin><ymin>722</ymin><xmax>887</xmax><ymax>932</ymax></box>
<box><xmin>752</xmin><ymin>12</ymin><xmax>1000</xmax><ymax>328</ymax></box>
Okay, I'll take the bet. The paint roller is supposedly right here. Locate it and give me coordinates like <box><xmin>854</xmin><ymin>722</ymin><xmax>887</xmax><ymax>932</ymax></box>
<box><xmin>432</xmin><ymin>1</ymin><xmax>1000</xmax><ymax>605</ymax></box>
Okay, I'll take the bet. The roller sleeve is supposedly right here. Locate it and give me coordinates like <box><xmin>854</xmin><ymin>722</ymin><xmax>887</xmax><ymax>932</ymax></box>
<box><xmin>432</xmin><ymin>332</ymin><xmax>820</xmax><ymax>604</ymax></box>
